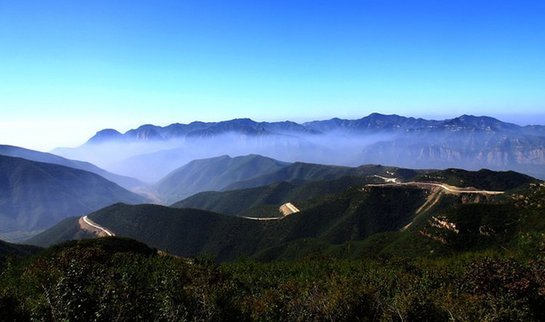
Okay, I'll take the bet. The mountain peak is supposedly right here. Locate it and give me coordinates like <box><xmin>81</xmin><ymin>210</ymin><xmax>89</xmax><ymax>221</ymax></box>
<box><xmin>86</xmin><ymin>129</ymin><xmax>124</xmax><ymax>144</ymax></box>
<box><xmin>445</xmin><ymin>114</ymin><xmax>519</xmax><ymax>131</ymax></box>
<box><xmin>80</xmin><ymin>113</ymin><xmax>537</xmax><ymax>146</ymax></box>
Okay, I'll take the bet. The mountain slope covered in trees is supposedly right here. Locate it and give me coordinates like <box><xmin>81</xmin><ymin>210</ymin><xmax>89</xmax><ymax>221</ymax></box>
<box><xmin>29</xmin><ymin>166</ymin><xmax>538</xmax><ymax>261</ymax></box>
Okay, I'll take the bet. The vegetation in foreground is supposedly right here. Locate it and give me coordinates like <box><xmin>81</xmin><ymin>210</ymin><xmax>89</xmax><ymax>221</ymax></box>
<box><xmin>2</xmin><ymin>237</ymin><xmax>545</xmax><ymax>321</ymax></box>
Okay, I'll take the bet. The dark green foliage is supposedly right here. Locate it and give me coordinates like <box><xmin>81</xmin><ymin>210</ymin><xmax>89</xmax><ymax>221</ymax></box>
<box><xmin>0</xmin><ymin>239</ymin><xmax>41</xmax><ymax>269</ymax></box>
<box><xmin>32</xmin><ymin>171</ymin><xmax>545</xmax><ymax>264</ymax></box>
<box><xmin>460</xmin><ymin>257</ymin><xmax>545</xmax><ymax>321</ymax></box>
<box><xmin>0</xmin><ymin>238</ymin><xmax>243</xmax><ymax>321</ymax></box>
<box><xmin>222</xmin><ymin>163</ymin><xmax>418</xmax><ymax>191</ymax></box>
<box><xmin>33</xmin><ymin>184</ymin><xmax>429</xmax><ymax>262</ymax></box>
<box><xmin>3</xmin><ymin>235</ymin><xmax>545</xmax><ymax>320</ymax></box>
<box><xmin>2</xmin><ymin>165</ymin><xmax>545</xmax><ymax>320</ymax></box>
<box><xmin>445</xmin><ymin>204</ymin><xmax>519</xmax><ymax>251</ymax></box>
<box><xmin>223</xmin><ymin>161</ymin><xmax>357</xmax><ymax>191</ymax></box>
<box><xmin>87</xmin><ymin>204</ymin><xmax>272</xmax><ymax>262</ymax></box>
<box><xmin>416</xmin><ymin>168</ymin><xmax>536</xmax><ymax>191</ymax></box>
<box><xmin>172</xmin><ymin>176</ymin><xmax>369</xmax><ymax>216</ymax></box>
<box><xmin>0</xmin><ymin>240</ymin><xmax>40</xmax><ymax>259</ymax></box>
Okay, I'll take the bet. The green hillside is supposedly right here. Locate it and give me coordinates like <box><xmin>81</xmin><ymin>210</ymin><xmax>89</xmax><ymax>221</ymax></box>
<box><xmin>415</xmin><ymin>168</ymin><xmax>538</xmax><ymax>190</ymax></box>
<box><xmin>155</xmin><ymin>154</ymin><xmax>289</xmax><ymax>204</ymax></box>
<box><xmin>172</xmin><ymin>176</ymin><xmax>368</xmax><ymax>216</ymax></box>
<box><xmin>30</xmin><ymin>165</ymin><xmax>540</xmax><ymax>262</ymax></box>
<box><xmin>87</xmin><ymin>204</ymin><xmax>270</xmax><ymax>261</ymax></box>
<box><xmin>222</xmin><ymin>163</ymin><xmax>425</xmax><ymax>191</ymax></box>
<box><xmin>171</xmin><ymin>162</ymin><xmax>425</xmax><ymax>214</ymax></box>
<box><xmin>256</xmin><ymin>180</ymin><xmax>545</xmax><ymax>261</ymax></box>
<box><xmin>173</xmin><ymin>164</ymin><xmax>529</xmax><ymax>218</ymax></box>
<box><xmin>222</xmin><ymin>162</ymin><xmax>358</xmax><ymax>191</ymax></box>
<box><xmin>0</xmin><ymin>155</ymin><xmax>147</xmax><ymax>241</ymax></box>
<box><xmin>5</xmin><ymin>227</ymin><xmax>545</xmax><ymax>320</ymax></box>
<box><xmin>26</xmin><ymin>217</ymin><xmax>95</xmax><ymax>247</ymax></box>
<box><xmin>33</xmin><ymin>185</ymin><xmax>430</xmax><ymax>261</ymax></box>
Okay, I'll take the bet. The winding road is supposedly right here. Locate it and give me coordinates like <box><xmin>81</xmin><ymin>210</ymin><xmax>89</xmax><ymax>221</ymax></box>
<box><xmin>366</xmin><ymin>181</ymin><xmax>504</xmax><ymax>195</ymax></box>
<box><xmin>242</xmin><ymin>202</ymin><xmax>301</xmax><ymax>221</ymax></box>
<box><xmin>240</xmin><ymin>216</ymin><xmax>283</xmax><ymax>221</ymax></box>
<box><xmin>81</xmin><ymin>215</ymin><xmax>115</xmax><ymax>236</ymax></box>
<box><xmin>368</xmin><ymin>176</ymin><xmax>505</xmax><ymax>231</ymax></box>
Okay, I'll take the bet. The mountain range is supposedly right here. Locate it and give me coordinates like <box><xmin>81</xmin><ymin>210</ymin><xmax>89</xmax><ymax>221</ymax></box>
<box><xmin>4</xmin><ymin>138</ymin><xmax>545</xmax><ymax>320</ymax></box>
<box><xmin>0</xmin><ymin>155</ymin><xmax>147</xmax><ymax>241</ymax></box>
<box><xmin>0</xmin><ymin>145</ymin><xmax>144</xmax><ymax>190</ymax></box>
<box><xmin>52</xmin><ymin>113</ymin><xmax>545</xmax><ymax>181</ymax></box>
<box><xmin>28</xmin><ymin>165</ymin><xmax>539</xmax><ymax>261</ymax></box>
<box><xmin>83</xmin><ymin>114</ymin><xmax>542</xmax><ymax>142</ymax></box>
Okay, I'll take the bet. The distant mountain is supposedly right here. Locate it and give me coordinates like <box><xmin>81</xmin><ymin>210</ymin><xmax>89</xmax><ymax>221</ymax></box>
<box><xmin>0</xmin><ymin>145</ymin><xmax>144</xmax><ymax>190</ymax></box>
<box><xmin>87</xmin><ymin>118</ymin><xmax>317</xmax><ymax>143</ymax></box>
<box><xmin>0</xmin><ymin>155</ymin><xmax>147</xmax><ymax>241</ymax></box>
<box><xmin>303</xmin><ymin>113</ymin><xmax>439</xmax><ymax>132</ymax></box>
<box><xmin>155</xmin><ymin>154</ymin><xmax>289</xmax><ymax>204</ymax></box>
<box><xmin>84</xmin><ymin>114</ymin><xmax>539</xmax><ymax>143</ymax></box>
<box><xmin>86</xmin><ymin>129</ymin><xmax>125</xmax><ymax>144</ymax></box>
<box><xmin>54</xmin><ymin>113</ymin><xmax>545</xmax><ymax>181</ymax></box>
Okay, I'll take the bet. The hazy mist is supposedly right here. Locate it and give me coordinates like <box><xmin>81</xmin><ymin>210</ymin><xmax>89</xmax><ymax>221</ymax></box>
<box><xmin>53</xmin><ymin>128</ymin><xmax>545</xmax><ymax>183</ymax></box>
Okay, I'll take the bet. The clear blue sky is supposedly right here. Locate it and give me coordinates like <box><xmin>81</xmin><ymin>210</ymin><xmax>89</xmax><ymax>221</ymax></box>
<box><xmin>1</xmin><ymin>0</ymin><xmax>545</xmax><ymax>150</ymax></box>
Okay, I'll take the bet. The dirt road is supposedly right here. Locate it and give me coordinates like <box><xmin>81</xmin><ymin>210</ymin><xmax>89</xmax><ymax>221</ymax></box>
<box><xmin>80</xmin><ymin>215</ymin><xmax>115</xmax><ymax>237</ymax></box>
<box><xmin>366</xmin><ymin>181</ymin><xmax>504</xmax><ymax>195</ymax></box>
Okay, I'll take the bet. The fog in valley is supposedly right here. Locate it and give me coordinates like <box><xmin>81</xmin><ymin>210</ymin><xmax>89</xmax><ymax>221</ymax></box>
<box><xmin>53</xmin><ymin>127</ymin><xmax>545</xmax><ymax>184</ymax></box>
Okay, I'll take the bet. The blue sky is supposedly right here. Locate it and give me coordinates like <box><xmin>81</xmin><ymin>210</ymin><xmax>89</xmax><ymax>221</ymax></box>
<box><xmin>1</xmin><ymin>0</ymin><xmax>545</xmax><ymax>150</ymax></box>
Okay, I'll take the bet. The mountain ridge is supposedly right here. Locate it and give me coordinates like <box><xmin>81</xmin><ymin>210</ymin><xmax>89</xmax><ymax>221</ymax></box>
<box><xmin>155</xmin><ymin>154</ymin><xmax>290</xmax><ymax>204</ymax></box>
<box><xmin>0</xmin><ymin>155</ymin><xmax>148</xmax><ymax>241</ymax></box>
<box><xmin>84</xmin><ymin>113</ymin><xmax>539</xmax><ymax>143</ymax></box>
<box><xmin>28</xmin><ymin>166</ymin><xmax>539</xmax><ymax>261</ymax></box>
<box><xmin>0</xmin><ymin>144</ymin><xmax>144</xmax><ymax>190</ymax></box>
<box><xmin>52</xmin><ymin>113</ymin><xmax>545</xmax><ymax>182</ymax></box>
